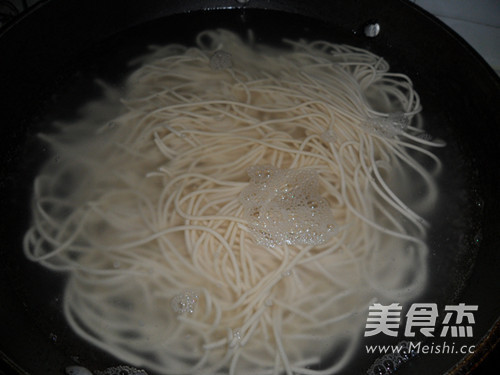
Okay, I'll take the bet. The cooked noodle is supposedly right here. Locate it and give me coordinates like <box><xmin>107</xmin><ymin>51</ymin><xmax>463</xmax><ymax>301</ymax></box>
<box><xmin>24</xmin><ymin>30</ymin><xmax>444</xmax><ymax>374</ymax></box>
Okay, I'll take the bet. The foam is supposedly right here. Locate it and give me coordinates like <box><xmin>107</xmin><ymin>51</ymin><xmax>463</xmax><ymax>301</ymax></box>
<box><xmin>170</xmin><ymin>290</ymin><xmax>199</xmax><ymax>315</ymax></box>
<box><xmin>240</xmin><ymin>165</ymin><xmax>336</xmax><ymax>248</ymax></box>
<box><xmin>362</xmin><ymin>112</ymin><xmax>409</xmax><ymax>138</ymax></box>
<box><xmin>94</xmin><ymin>365</ymin><xmax>148</xmax><ymax>375</ymax></box>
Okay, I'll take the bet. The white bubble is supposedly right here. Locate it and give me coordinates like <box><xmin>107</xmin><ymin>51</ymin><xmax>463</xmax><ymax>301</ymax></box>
<box><xmin>94</xmin><ymin>365</ymin><xmax>148</xmax><ymax>375</ymax></box>
<box><xmin>240</xmin><ymin>166</ymin><xmax>336</xmax><ymax>248</ymax></box>
<box><xmin>362</xmin><ymin>112</ymin><xmax>409</xmax><ymax>138</ymax></box>
<box><xmin>418</xmin><ymin>132</ymin><xmax>433</xmax><ymax>141</ymax></box>
<box><xmin>229</xmin><ymin>328</ymin><xmax>242</xmax><ymax>348</ymax></box>
<box><xmin>233</xmin><ymin>329</ymin><xmax>242</xmax><ymax>340</ymax></box>
<box><xmin>281</xmin><ymin>270</ymin><xmax>291</xmax><ymax>278</ymax></box>
<box><xmin>170</xmin><ymin>290</ymin><xmax>199</xmax><ymax>315</ymax></box>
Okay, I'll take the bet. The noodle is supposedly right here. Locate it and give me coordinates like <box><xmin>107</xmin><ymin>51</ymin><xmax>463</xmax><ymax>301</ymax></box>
<box><xmin>23</xmin><ymin>30</ymin><xmax>444</xmax><ymax>374</ymax></box>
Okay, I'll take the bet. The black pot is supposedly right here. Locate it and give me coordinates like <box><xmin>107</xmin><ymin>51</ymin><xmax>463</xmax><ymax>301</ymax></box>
<box><xmin>0</xmin><ymin>1</ymin><xmax>498</xmax><ymax>374</ymax></box>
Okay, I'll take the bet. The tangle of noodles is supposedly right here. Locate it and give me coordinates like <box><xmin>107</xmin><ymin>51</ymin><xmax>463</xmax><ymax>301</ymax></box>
<box><xmin>23</xmin><ymin>30</ymin><xmax>445</xmax><ymax>375</ymax></box>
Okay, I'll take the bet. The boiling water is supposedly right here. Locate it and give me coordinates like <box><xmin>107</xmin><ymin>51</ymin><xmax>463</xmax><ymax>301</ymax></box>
<box><xmin>14</xmin><ymin>10</ymin><xmax>483</xmax><ymax>375</ymax></box>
